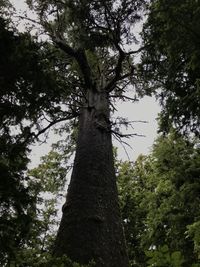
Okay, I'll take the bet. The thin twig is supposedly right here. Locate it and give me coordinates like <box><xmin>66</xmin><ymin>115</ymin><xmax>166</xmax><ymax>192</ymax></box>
<box><xmin>111</xmin><ymin>130</ymin><xmax>145</xmax><ymax>138</ymax></box>
<box><xmin>112</xmin><ymin>120</ymin><xmax>148</xmax><ymax>125</ymax></box>
<box><xmin>113</xmin><ymin>134</ymin><xmax>132</xmax><ymax>161</ymax></box>
<box><xmin>13</xmin><ymin>15</ymin><xmax>41</xmax><ymax>26</ymax></box>
<box><xmin>109</xmin><ymin>94</ymin><xmax>138</xmax><ymax>102</ymax></box>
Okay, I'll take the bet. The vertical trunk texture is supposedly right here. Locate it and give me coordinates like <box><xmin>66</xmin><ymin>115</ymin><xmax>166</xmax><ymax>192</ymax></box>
<box><xmin>54</xmin><ymin>91</ymin><xmax>129</xmax><ymax>267</ymax></box>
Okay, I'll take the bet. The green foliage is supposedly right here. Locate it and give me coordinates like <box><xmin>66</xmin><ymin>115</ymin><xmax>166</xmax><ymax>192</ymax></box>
<box><xmin>0</xmin><ymin>18</ymin><xmax>33</xmax><ymax>259</ymax></box>
<box><xmin>117</xmin><ymin>131</ymin><xmax>200</xmax><ymax>266</ymax></box>
<box><xmin>29</xmin><ymin>150</ymin><xmax>67</xmax><ymax>193</ymax></box>
<box><xmin>0</xmin><ymin>3</ymin><xmax>79</xmax><ymax>262</ymax></box>
<box><xmin>0</xmin><ymin>15</ymin><xmax>63</xmax><ymax>263</ymax></box>
<box><xmin>25</xmin><ymin>0</ymin><xmax>146</xmax><ymax>98</ymax></box>
<box><xmin>27</xmin><ymin>0</ymin><xmax>145</xmax><ymax>49</ymax></box>
<box><xmin>141</xmin><ymin>0</ymin><xmax>200</xmax><ymax>135</ymax></box>
<box><xmin>117</xmin><ymin>158</ymin><xmax>148</xmax><ymax>266</ymax></box>
<box><xmin>3</xmin><ymin>145</ymin><xmax>96</xmax><ymax>267</ymax></box>
<box><xmin>187</xmin><ymin>221</ymin><xmax>200</xmax><ymax>260</ymax></box>
<box><xmin>146</xmin><ymin>245</ymin><xmax>184</xmax><ymax>267</ymax></box>
<box><xmin>3</xmin><ymin>147</ymin><xmax>71</xmax><ymax>266</ymax></box>
<box><xmin>9</xmin><ymin>253</ymin><xmax>95</xmax><ymax>267</ymax></box>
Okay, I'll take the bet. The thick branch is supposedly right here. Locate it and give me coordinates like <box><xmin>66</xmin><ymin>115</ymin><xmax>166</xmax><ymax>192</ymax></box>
<box><xmin>53</xmin><ymin>36</ymin><xmax>94</xmax><ymax>90</ymax></box>
<box><xmin>53</xmin><ymin>36</ymin><xmax>76</xmax><ymax>57</ymax></box>
<box><xmin>34</xmin><ymin>117</ymin><xmax>73</xmax><ymax>139</ymax></box>
<box><xmin>20</xmin><ymin>112</ymin><xmax>79</xmax><ymax>146</ymax></box>
<box><xmin>105</xmin><ymin>63</ymin><xmax>134</xmax><ymax>93</ymax></box>
<box><xmin>105</xmin><ymin>49</ymin><xmax>125</xmax><ymax>92</ymax></box>
<box><xmin>76</xmin><ymin>49</ymin><xmax>94</xmax><ymax>90</ymax></box>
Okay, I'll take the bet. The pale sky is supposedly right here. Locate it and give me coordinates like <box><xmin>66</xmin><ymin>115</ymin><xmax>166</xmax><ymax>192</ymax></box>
<box><xmin>10</xmin><ymin>0</ymin><xmax>161</xmax><ymax>166</ymax></box>
<box><xmin>115</xmin><ymin>96</ymin><xmax>160</xmax><ymax>161</ymax></box>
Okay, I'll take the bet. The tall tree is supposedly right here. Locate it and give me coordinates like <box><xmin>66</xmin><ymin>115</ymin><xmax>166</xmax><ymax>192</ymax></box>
<box><xmin>140</xmin><ymin>0</ymin><xmax>200</xmax><ymax>135</ymax></box>
<box><xmin>22</xmin><ymin>0</ymin><xmax>146</xmax><ymax>266</ymax></box>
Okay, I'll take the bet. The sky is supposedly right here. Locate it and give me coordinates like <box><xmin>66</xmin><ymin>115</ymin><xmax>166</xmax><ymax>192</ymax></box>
<box><xmin>10</xmin><ymin>0</ymin><xmax>161</xmax><ymax>166</ymax></box>
<box><xmin>114</xmin><ymin>96</ymin><xmax>160</xmax><ymax>161</ymax></box>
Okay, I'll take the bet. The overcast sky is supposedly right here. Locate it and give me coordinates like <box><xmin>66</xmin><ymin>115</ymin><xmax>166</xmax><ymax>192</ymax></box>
<box><xmin>10</xmin><ymin>0</ymin><xmax>161</xmax><ymax>166</ymax></box>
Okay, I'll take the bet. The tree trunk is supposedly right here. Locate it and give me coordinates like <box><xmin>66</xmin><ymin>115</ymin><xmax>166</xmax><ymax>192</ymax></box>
<box><xmin>54</xmin><ymin>91</ymin><xmax>129</xmax><ymax>267</ymax></box>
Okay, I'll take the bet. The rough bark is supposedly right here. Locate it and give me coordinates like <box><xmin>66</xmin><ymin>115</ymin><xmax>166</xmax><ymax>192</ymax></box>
<box><xmin>54</xmin><ymin>91</ymin><xmax>129</xmax><ymax>267</ymax></box>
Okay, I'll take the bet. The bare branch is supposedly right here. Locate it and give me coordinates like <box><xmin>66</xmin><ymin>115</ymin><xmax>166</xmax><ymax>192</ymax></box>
<box><xmin>112</xmin><ymin>119</ymin><xmax>148</xmax><ymax>125</ymax></box>
<box><xmin>34</xmin><ymin>113</ymin><xmax>79</xmax><ymax>139</ymax></box>
<box><xmin>19</xmin><ymin>111</ymin><xmax>79</xmax><ymax>147</ymax></box>
<box><xmin>53</xmin><ymin>35</ymin><xmax>94</xmax><ymax>90</ymax></box>
<box><xmin>105</xmin><ymin>63</ymin><xmax>134</xmax><ymax>93</ymax></box>
<box><xmin>112</xmin><ymin>131</ymin><xmax>145</xmax><ymax>139</ymax></box>
<box><xmin>14</xmin><ymin>15</ymin><xmax>41</xmax><ymax>26</ymax></box>
<box><xmin>113</xmin><ymin>134</ymin><xmax>132</xmax><ymax>161</ymax></box>
<box><xmin>76</xmin><ymin>49</ymin><xmax>94</xmax><ymax>90</ymax></box>
<box><xmin>115</xmin><ymin>81</ymin><xmax>131</xmax><ymax>94</ymax></box>
<box><xmin>109</xmin><ymin>94</ymin><xmax>138</xmax><ymax>102</ymax></box>
<box><xmin>109</xmin><ymin>99</ymin><xmax>118</xmax><ymax>112</ymax></box>
<box><xmin>126</xmin><ymin>46</ymin><xmax>146</xmax><ymax>55</ymax></box>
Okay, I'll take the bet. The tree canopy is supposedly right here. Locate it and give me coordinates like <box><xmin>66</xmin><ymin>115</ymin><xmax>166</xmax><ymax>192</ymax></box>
<box><xmin>117</xmin><ymin>131</ymin><xmax>200</xmax><ymax>266</ymax></box>
<box><xmin>0</xmin><ymin>2</ymin><xmax>73</xmax><ymax>261</ymax></box>
<box><xmin>25</xmin><ymin>0</ymin><xmax>145</xmax><ymax>100</ymax></box>
<box><xmin>141</xmin><ymin>0</ymin><xmax>200</xmax><ymax>135</ymax></box>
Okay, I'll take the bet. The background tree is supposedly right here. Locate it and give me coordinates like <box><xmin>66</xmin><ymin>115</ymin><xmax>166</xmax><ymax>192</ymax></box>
<box><xmin>140</xmin><ymin>0</ymin><xmax>200</xmax><ymax>135</ymax></box>
<box><xmin>117</xmin><ymin>131</ymin><xmax>200</xmax><ymax>266</ymax></box>
<box><xmin>10</xmin><ymin>149</ymin><xmax>67</xmax><ymax>266</ymax></box>
<box><xmin>0</xmin><ymin>1</ymin><xmax>77</xmax><ymax>263</ymax></box>
<box><xmin>116</xmin><ymin>157</ymin><xmax>147</xmax><ymax>267</ymax></box>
